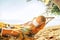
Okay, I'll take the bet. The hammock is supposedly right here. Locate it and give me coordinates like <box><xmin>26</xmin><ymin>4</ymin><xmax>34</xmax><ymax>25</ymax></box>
<box><xmin>0</xmin><ymin>17</ymin><xmax>55</xmax><ymax>40</ymax></box>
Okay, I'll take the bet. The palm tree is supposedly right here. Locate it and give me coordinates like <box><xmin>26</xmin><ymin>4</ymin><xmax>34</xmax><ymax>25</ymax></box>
<box><xmin>26</xmin><ymin>0</ymin><xmax>60</xmax><ymax>15</ymax></box>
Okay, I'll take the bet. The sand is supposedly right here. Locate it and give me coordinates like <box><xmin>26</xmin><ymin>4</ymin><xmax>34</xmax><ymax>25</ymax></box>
<box><xmin>34</xmin><ymin>25</ymin><xmax>60</xmax><ymax>40</ymax></box>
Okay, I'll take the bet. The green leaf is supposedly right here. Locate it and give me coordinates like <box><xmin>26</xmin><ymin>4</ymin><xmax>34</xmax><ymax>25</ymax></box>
<box><xmin>51</xmin><ymin>5</ymin><xmax>60</xmax><ymax>15</ymax></box>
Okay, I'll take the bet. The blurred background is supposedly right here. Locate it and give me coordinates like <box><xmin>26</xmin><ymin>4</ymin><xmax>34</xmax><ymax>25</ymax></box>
<box><xmin>0</xmin><ymin>0</ymin><xmax>60</xmax><ymax>27</ymax></box>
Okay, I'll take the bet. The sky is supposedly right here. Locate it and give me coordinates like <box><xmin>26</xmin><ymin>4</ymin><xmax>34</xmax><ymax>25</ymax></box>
<box><xmin>0</xmin><ymin>0</ymin><xmax>60</xmax><ymax>27</ymax></box>
<box><xmin>0</xmin><ymin>0</ymin><xmax>46</xmax><ymax>24</ymax></box>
